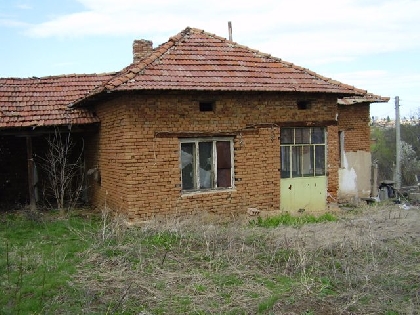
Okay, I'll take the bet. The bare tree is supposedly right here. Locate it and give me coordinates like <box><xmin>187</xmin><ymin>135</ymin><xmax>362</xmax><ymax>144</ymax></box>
<box><xmin>40</xmin><ymin>130</ymin><xmax>85</xmax><ymax>213</ymax></box>
<box><xmin>400</xmin><ymin>140</ymin><xmax>420</xmax><ymax>186</ymax></box>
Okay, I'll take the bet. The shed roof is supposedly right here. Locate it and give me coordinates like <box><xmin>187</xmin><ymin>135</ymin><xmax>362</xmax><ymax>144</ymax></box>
<box><xmin>337</xmin><ymin>93</ymin><xmax>390</xmax><ymax>105</ymax></box>
<box><xmin>0</xmin><ymin>74</ymin><xmax>113</xmax><ymax>129</ymax></box>
<box><xmin>75</xmin><ymin>27</ymin><xmax>367</xmax><ymax>105</ymax></box>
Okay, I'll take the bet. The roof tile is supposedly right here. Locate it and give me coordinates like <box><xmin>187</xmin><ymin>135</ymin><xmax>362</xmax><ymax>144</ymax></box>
<box><xmin>89</xmin><ymin>27</ymin><xmax>367</xmax><ymax>97</ymax></box>
<box><xmin>0</xmin><ymin>73</ymin><xmax>113</xmax><ymax>129</ymax></box>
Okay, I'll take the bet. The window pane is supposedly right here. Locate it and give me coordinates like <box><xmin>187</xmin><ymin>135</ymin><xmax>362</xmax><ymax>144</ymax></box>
<box><xmin>181</xmin><ymin>143</ymin><xmax>195</xmax><ymax>190</ymax></box>
<box><xmin>292</xmin><ymin>146</ymin><xmax>302</xmax><ymax>177</ymax></box>
<box><xmin>216</xmin><ymin>141</ymin><xmax>231</xmax><ymax>168</ymax></box>
<box><xmin>295</xmin><ymin>128</ymin><xmax>310</xmax><ymax>144</ymax></box>
<box><xmin>281</xmin><ymin>146</ymin><xmax>290</xmax><ymax>178</ymax></box>
<box><xmin>315</xmin><ymin>145</ymin><xmax>325</xmax><ymax>176</ymax></box>
<box><xmin>199</xmin><ymin>142</ymin><xmax>213</xmax><ymax>189</ymax></box>
<box><xmin>311</xmin><ymin>127</ymin><xmax>325</xmax><ymax>144</ymax></box>
<box><xmin>302</xmin><ymin>145</ymin><xmax>314</xmax><ymax>176</ymax></box>
<box><xmin>216</xmin><ymin>141</ymin><xmax>232</xmax><ymax>187</ymax></box>
<box><xmin>280</xmin><ymin>128</ymin><xmax>294</xmax><ymax>144</ymax></box>
<box><xmin>217</xmin><ymin>169</ymin><xmax>231</xmax><ymax>187</ymax></box>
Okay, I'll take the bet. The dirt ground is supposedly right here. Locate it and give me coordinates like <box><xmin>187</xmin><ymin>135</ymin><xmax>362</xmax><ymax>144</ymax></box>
<box><xmin>267</xmin><ymin>203</ymin><xmax>420</xmax><ymax>250</ymax></box>
<box><xmin>267</xmin><ymin>203</ymin><xmax>420</xmax><ymax>315</ymax></box>
<box><xmin>68</xmin><ymin>202</ymin><xmax>420</xmax><ymax>314</ymax></box>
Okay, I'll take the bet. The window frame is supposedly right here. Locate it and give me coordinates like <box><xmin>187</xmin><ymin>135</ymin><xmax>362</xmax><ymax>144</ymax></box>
<box><xmin>180</xmin><ymin>137</ymin><xmax>234</xmax><ymax>192</ymax></box>
<box><xmin>280</xmin><ymin>127</ymin><xmax>326</xmax><ymax>178</ymax></box>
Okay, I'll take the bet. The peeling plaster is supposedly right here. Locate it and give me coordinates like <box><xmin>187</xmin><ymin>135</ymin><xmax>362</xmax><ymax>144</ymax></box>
<box><xmin>339</xmin><ymin>151</ymin><xmax>372</xmax><ymax>202</ymax></box>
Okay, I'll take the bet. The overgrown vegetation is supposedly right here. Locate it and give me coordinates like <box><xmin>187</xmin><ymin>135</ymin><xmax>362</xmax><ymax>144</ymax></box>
<box><xmin>1</xmin><ymin>205</ymin><xmax>419</xmax><ymax>314</ymax></box>
<box><xmin>250</xmin><ymin>212</ymin><xmax>337</xmax><ymax>228</ymax></box>
<box><xmin>371</xmin><ymin>122</ymin><xmax>420</xmax><ymax>185</ymax></box>
<box><xmin>0</xmin><ymin>211</ymin><xmax>98</xmax><ymax>314</ymax></box>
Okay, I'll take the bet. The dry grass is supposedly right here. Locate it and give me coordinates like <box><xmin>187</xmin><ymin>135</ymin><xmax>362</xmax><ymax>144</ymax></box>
<box><xmin>60</xmin><ymin>203</ymin><xmax>420</xmax><ymax>315</ymax></box>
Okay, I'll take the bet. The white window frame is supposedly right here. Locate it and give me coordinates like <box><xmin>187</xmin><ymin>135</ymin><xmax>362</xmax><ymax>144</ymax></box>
<box><xmin>180</xmin><ymin>137</ymin><xmax>234</xmax><ymax>192</ymax></box>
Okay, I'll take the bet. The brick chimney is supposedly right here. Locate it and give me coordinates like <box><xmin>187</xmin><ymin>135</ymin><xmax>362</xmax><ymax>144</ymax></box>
<box><xmin>133</xmin><ymin>39</ymin><xmax>153</xmax><ymax>63</ymax></box>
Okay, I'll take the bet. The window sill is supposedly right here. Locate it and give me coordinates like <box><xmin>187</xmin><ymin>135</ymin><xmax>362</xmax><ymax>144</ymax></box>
<box><xmin>181</xmin><ymin>188</ymin><xmax>236</xmax><ymax>197</ymax></box>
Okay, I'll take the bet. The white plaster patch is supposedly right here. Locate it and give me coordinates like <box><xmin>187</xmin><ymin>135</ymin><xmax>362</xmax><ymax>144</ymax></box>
<box><xmin>339</xmin><ymin>151</ymin><xmax>357</xmax><ymax>194</ymax></box>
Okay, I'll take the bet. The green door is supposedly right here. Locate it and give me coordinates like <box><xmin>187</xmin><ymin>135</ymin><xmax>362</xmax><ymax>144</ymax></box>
<box><xmin>280</xmin><ymin>177</ymin><xmax>326</xmax><ymax>212</ymax></box>
<box><xmin>280</xmin><ymin>128</ymin><xmax>327</xmax><ymax>213</ymax></box>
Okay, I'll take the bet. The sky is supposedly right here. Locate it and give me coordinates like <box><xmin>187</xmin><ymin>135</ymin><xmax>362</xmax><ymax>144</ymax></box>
<box><xmin>1</xmin><ymin>0</ymin><xmax>419</xmax><ymax>119</ymax></box>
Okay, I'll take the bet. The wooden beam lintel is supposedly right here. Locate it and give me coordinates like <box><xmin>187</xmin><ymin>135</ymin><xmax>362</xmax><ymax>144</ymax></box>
<box><xmin>154</xmin><ymin>129</ymin><xmax>258</xmax><ymax>138</ymax></box>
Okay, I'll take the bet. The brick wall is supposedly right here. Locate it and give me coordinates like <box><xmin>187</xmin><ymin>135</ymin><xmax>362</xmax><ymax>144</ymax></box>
<box><xmin>338</xmin><ymin>103</ymin><xmax>371</xmax><ymax>152</ymax></box>
<box><xmin>337</xmin><ymin>102</ymin><xmax>372</xmax><ymax>203</ymax></box>
<box><xmin>327</xmin><ymin>125</ymin><xmax>340</xmax><ymax>201</ymax></box>
<box><xmin>85</xmin><ymin>101</ymin><xmax>132</xmax><ymax>213</ymax></box>
<box><xmin>86</xmin><ymin>91</ymin><xmax>343</xmax><ymax>219</ymax></box>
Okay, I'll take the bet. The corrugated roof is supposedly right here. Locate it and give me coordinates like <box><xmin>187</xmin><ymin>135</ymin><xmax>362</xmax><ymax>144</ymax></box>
<box><xmin>79</xmin><ymin>27</ymin><xmax>367</xmax><ymax>102</ymax></box>
<box><xmin>0</xmin><ymin>74</ymin><xmax>113</xmax><ymax>129</ymax></box>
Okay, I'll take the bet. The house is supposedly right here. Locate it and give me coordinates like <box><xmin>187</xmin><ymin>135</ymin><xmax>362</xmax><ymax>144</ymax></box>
<box><xmin>0</xmin><ymin>27</ymin><xmax>388</xmax><ymax>218</ymax></box>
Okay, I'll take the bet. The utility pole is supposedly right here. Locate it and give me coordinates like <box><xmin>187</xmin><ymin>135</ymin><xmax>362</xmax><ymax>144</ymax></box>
<box><xmin>395</xmin><ymin>96</ymin><xmax>401</xmax><ymax>190</ymax></box>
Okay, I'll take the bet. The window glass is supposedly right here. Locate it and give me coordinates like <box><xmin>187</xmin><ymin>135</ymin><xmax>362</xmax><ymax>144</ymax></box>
<box><xmin>216</xmin><ymin>141</ymin><xmax>232</xmax><ymax>187</ymax></box>
<box><xmin>280</xmin><ymin>127</ymin><xmax>326</xmax><ymax>178</ymax></box>
<box><xmin>181</xmin><ymin>143</ymin><xmax>195</xmax><ymax>190</ymax></box>
<box><xmin>292</xmin><ymin>146</ymin><xmax>302</xmax><ymax>177</ymax></box>
<box><xmin>198</xmin><ymin>142</ymin><xmax>213</xmax><ymax>189</ymax></box>
<box><xmin>295</xmin><ymin>128</ymin><xmax>310</xmax><ymax>144</ymax></box>
<box><xmin>281</xmin><ymin>146</ymin><xmax>290</xmax><ymax>178</ymax></box>
<box><xmin>280</xmin><ymin>128</ymin><xmax>294</xmax><ymax>144</ymax></box>
<box><xmin>302</xmin><ymin>145</ymin><xmax>314</xmax><ymax>176</ymax></box>
<box><xmin>311</xmin><ymin>127</ymin><xmax>325</xmax><ymax>144</ymax></box>
<box><xmin>315</xmin><ymin>145</ymin><xmax>325</xmax><ymax>175</ymax></box>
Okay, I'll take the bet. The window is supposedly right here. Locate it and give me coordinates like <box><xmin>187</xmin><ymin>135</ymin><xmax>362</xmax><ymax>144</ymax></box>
<box><xmin>199</xmin><ymin>101</ymin><xmax>215</xmax><ymax>112</ymax></box>
<box><xmin>180</xmin><ymin>138</ymin><xmax>234</xmax><ymax>191</ymax></box>
<box><xmin>297</xmin><ymin>100</ymin><xmax>311</xmax><ymax>110</ymax></box>
<box><xmin>280</xmin><ymin>127</ymin><xmax>326</xmax><ymax>178</ymax></box>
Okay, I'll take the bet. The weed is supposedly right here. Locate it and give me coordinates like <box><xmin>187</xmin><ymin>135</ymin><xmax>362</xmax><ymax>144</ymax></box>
<box><xmin>0</xmin><ymin>205</ymin><xmax>418</xmax><ymax>314</ymax></box>
<box><xmin>250</xmin><ymin>212</ymin><xmax>337</xmax><ymax>228</ymax></box>
<box><xmin>0</xmin><ymin>212</ymin><xmax>97</xmax><ymax>314</ymax></box>
<box><xmin>258</xmin><ymin>295</ymin><xmax>281</xmax><ymax>313</ymax></box>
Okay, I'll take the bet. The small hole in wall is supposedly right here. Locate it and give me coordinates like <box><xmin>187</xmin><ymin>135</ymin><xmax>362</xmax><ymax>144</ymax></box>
<box><xmin>297</xmin><ymin>100</ymin><xmax>311</xmax><ymax>110</ymax></box>
<box><xmin>199</xmin><ymin>101</ymin><xmax>215</xmax><ymax>112</ymax></box>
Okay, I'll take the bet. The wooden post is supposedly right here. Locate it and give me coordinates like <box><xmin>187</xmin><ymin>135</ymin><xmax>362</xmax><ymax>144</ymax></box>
<box><xmin>372</xmin><ymin>163</ymin><xmax>378</xmax><ymax>198</ymax></box>
<box><xmin>26</xmin><ymin>136</ymin><xmax>36</xmax><ymax>211</ymax></box>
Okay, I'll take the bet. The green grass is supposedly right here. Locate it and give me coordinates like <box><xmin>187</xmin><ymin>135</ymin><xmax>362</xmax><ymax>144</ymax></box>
<box><xmin>0</xmin><ymin>211</ymin><xmax>98</xmax><ymax>314</ymax></box>
<box><xmin>250</xmin><ymin>212</ymin><xmax>337</xmax><ymax>228</ymax></box>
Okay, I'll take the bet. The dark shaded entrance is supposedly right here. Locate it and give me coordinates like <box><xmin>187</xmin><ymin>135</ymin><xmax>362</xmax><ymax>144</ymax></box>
<box><xmin>0</xmin><ymin>129</ymin><xmax>92</xmax><ymax>211</ymax></box>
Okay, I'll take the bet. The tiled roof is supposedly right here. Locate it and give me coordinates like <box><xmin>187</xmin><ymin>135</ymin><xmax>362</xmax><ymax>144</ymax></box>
<box><xmin>0</xmin><ymin>74</ymin><xmax>113</xmax><ymax>129</ymax></box>
<box><xmin>338</xmin><ymin>93</ymin><xmax>390</xmax><ymax>105</ymax></box>
<box><xmin>81</xmin><ymin>27</ymin><xmax>367</xmax><ymax>101</ymax></box>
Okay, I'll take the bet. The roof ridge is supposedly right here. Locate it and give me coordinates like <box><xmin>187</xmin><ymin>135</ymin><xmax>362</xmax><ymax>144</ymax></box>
<box><xmin>102</xmin><ymin>27</ymin><xmax>194</xmax><ymax>91</ymax></box>
<box><xmin>0</xmin><ymin>73</ymin><xmax>116</xmax><ymax>86</ymax></box>
<box><xmin>69</xmin><ymin>26</ymin><xmax>376</xmax><ymax>108</ymax></box>
<box><xmin>188</xmin><ymin>27</ymin><xmax>278</xmax><ymax>59</ymax></box>
<box><xmin>70</xmin><ymin>30</ymin><xmax>192</xmax><ymax>106</ymax></box>
<box><xmin>185</xmin><ymin>28</ymin><xmax>366</xmax><ymax>95</ymax></box>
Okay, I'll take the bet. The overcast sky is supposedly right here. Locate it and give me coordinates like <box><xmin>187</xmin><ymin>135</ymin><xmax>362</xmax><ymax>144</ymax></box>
<box><xmin>1</xmin><ymin>0</ymin><xmax>419</xmax><ymax>118</ymax></box>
